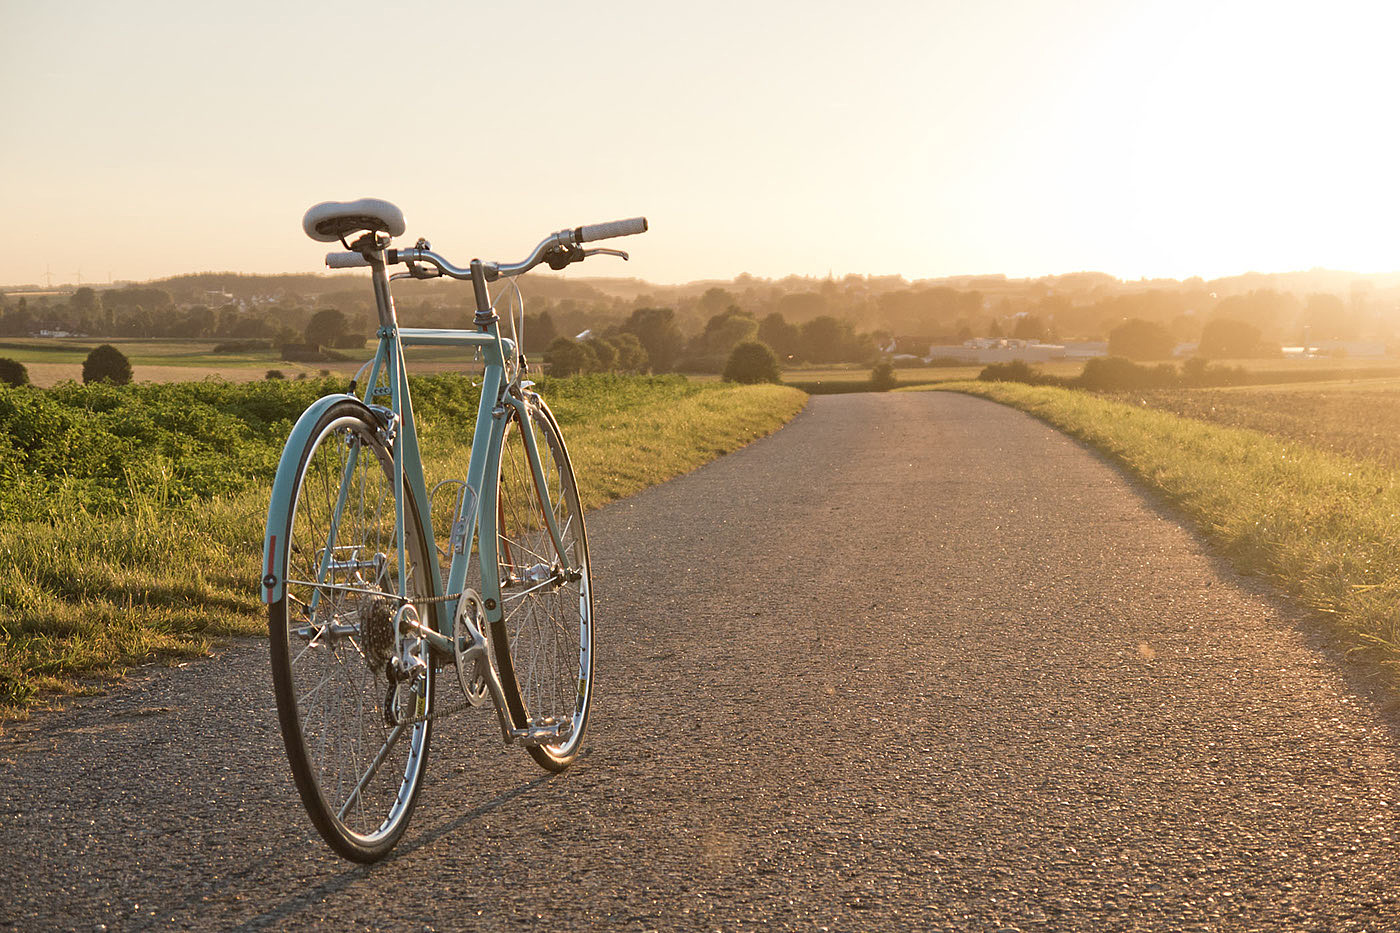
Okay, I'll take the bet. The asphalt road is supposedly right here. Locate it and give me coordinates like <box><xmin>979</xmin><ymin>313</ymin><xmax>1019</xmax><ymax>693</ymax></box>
<box><xmin>3</xmin><ymin>392</ymin><xmax>1399</xmax><ymax>931</ymax></box>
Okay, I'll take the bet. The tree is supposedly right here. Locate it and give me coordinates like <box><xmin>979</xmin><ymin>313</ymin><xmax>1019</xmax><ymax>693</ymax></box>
<box><xmin>722</xmin><ymin>341</ymin><xmax>781</xmax><ymax>384</ymax></box>
<box><xmin>758</xmin><ymin>312</ymin><xmax>800</xmax><ymax>360</ymax></box>
<box><xmin>530</xmin><ymin>310</ymin><xmax>560</xmax><ymax>349</ymax></box>
<box><xmin>1012</xmin><ymin>314</ymin><xmax>1050</xmax><ymax>341</ymax></box>
<box><xmin>304</xmin><ymin>308</ymin><xmax>349</xmax><ymax>347</ymax></box>
<box><xmin>696</xmin><ymin>287</ymin><xmax>737</xmax><ymax>318</ymax></box>
<box><xmin>1211</xmin><ymin>289</ymin><xmax>1297</xmax><ymax>340</ymax></box>
<box><xmin>800</xmin><ymin>315</ymin><xmax>867</xmax><ymax>364</ymax></box>
<box><xmin>0</xmin><ymin>358</ymin><xmax>29</xmax><ymax>387</ymax></box>
<box><xmin>1107</xmin><ymin>318</ymin><xmax>1175</xmax><ymax>361</ymax></box>
<box><xmin>1301</xmin><ymin>293</ymin><xmax>1351</xmax><ymax>341</ymax></box>
<box><xmin>0</xmin><ymin>306</ymin><xmax>34</xmax><ymax>337</ymax></box>
<box><xmin>70</xmin><ymin>287</ymin><xmax>99</xmax><ymax>316</ymax></box>
<box><xmin>587</xmin><ymin>337</ymin><xmax>618</xmax><ymax>371</ymax></box>
<box><xmin>607</xmin><ymin>332</ymin><xmax>648</xmax><ymax>372</ymax></box>
<box><xmin>619</xmin><ymin>307</ymin><xmax>684</xmax><ymax>372</ymax></box>
<box><xmin>1198</xmin><ymin>318</ymin><xmax>1266</xmax><ymax>358</ymax></box>
<box><xmin>180</xmin><ymin>305</ymin><xmax>216</xmax><ymax>338</ymax></box>
<box><xmin>82</xmin><ymin>344</ymin><xmax>132</xmax><ymax>385</ymax></box>
<box><xmin>544</xmin><ymin>336</ymin><xmax>599</xmax><ymax>376</ymax></box>
<box><xmin>691</xmin><ymin>306</ymin><xmax>758</xmax><ymax>358</ymax></box>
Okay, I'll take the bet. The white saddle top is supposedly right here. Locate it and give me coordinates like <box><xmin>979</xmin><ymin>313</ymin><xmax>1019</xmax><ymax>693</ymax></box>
<box><xmin>302</xmin><ymin>198</ymin><xmax>407</xmax><ymax>243</ymax></box>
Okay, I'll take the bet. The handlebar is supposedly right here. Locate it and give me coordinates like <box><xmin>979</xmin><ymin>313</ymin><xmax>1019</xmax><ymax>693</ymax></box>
<box><xmin>577</xmin><ymin>217</ymin><xmax>648</xmax><ymax>243</ymax></box>
<box><xmin>323</xmin><ymin>216</ymin><xmax>648</xmax><ymax>281</ymax></box>
<box><xmin>326</xmin><ymin>251</ymin><xmax>370</xmax><ymax>269</ymax></box>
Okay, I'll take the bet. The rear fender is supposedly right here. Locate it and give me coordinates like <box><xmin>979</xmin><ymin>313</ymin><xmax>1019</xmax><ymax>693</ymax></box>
<box><xmin>261</xmin><ymin>394</ymin><xmax>365</xmax><ymax>605</ymax></box>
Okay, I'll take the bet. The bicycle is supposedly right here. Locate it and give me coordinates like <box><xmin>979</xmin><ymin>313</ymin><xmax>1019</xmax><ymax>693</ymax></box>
<box><xmin>261</xmin><ymin>198</ymin><xmax>647</xmax><ymax>861</ymax></box>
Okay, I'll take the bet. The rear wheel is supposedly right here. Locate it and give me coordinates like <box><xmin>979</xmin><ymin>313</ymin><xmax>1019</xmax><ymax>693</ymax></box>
<box><xmin>492</xmin><ymin>399</ymin><xmax>593</xmax><ymax>771</ymax></box>
<box><xmin>267</xmin><ymin>401</ymin><xmax>435</xmax><ymax>862</ymax></box>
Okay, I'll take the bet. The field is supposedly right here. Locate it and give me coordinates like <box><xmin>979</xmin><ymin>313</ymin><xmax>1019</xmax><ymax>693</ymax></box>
<box><xmin>0</xmin><ymin>373</ymin><xmax>806</xmax><ymax>715</ymax></box>
<box><xmin>1128</xmin><ymin>379</ymin><xmax>1400</xmax><ymax>469</ymax></box>
<box><xmin>939</xmin><ymin>373</ymin><xmax>1400</xmax><ymax>686</ymax></box>
<box><xmin>0</xmin><ymin>337</ymin><xmax>489</xmax><ymax>387</ymax></box>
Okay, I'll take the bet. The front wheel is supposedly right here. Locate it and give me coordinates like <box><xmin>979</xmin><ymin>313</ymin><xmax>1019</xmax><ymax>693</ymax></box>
<box><xmin>492</xmin><ymin>398</ymin><xmax>594</xmax><ymax>771</ymax></box>
<box><xmin>267</xmin><ymin>400</ymin><xmax>436</xmax><ymax>862</ymax></box>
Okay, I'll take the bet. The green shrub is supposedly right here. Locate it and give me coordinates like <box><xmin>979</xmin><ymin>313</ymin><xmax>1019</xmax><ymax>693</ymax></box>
<box><xmin>82</xmin><ymin>345</ymin><xmax>133</xmax><ymax>385</ymax></box>
<box><xmin>1077</xmin><ymin>356</ymin><xmax>1178</xmax><ymax>391</ymax></box>
<box><xmin>723</xmin><ymin>341</ymin><xmax>781</xmax><ymax>384</ymax></box>
<box><xmin>211</xmin><ymin>340</ymin><xmax>271</xmax><ymax>354</ymax></box>
<box><xmin>265</xmin><ymin>369</ymin><xmax>286</xmax><ymax>380</ymax></box>
<box><xmin>978</xmin><ymin>360</ymin><xmax>1059</xmax><ymax>385</ymax></box>
<box><xmin>870</xmin><ymin>361</ymin><xmax>897</xmax><ymax>392</ymax></box>
<box><xmin>0</xmin><ymin>358</ymin><xmax>29</xmax><ymax>387</ymax></box>
<box><xmin>1180</xmin><ymin>357</ymin><xmax>1248</xmax><ymax>387</ymax></box>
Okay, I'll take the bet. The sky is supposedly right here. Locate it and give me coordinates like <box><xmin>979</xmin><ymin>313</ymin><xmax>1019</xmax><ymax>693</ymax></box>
<box><xmin>3</xmin><ymin>0</ymin><xmax>1398</xmax><ymax>287</ymax></box>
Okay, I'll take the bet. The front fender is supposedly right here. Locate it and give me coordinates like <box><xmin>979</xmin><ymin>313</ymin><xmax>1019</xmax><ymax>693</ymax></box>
<box><xmin>261</xmin><ymin>393</ymin><xmax>364</xmax><ymax>605</ymax></box>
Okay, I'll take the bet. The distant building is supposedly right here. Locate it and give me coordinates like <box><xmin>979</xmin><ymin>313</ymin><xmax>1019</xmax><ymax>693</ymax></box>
<box><xmin>922</xmin><ymin>338</ymin><xmax>1084</xmax><ymax>363</ymax></box>
<box><xmin>1062</xmin><ymin>341</ymin><xmax>1108</xmax><ymax>359</ymax></box>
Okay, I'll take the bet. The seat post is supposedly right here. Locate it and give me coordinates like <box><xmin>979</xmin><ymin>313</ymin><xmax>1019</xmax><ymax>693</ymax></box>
<box><xmin>369</xmin><ymin>251</ymin><xmax>399</xmax><ymax>330</ymax></box>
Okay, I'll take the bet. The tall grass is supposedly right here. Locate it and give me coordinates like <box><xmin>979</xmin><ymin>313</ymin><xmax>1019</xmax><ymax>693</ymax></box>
<box><xmin>945</xmin><ymin>381</ymin><xmax>1400</xmax><ymax>672</ymax></box>
<box><xmin>0</xmin><ymin>374</ymin><xmax>806</xmax><ymax>713</ymax></box>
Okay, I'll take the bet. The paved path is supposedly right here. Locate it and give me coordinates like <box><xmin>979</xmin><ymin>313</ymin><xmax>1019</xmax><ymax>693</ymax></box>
<box><xmin>3</xmin><ymin>392</ymin><xmax>1399</xmax><ymax>931</ymax></box>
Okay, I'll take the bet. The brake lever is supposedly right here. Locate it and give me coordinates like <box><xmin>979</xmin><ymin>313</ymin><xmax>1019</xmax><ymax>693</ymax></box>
<box><xmin>582</xmin><ymin>247</ymin><xmax>629</xmax><ymax>261</ymax></box>
<box><xmin>391</xmin><ymin>237</ymin><xmax>443</xmax><ymax>280</ymax></box>
<box><xmin>390</xmin><ymin>264</ymin><xmax>442</xmax><ymax>281</ymax></box>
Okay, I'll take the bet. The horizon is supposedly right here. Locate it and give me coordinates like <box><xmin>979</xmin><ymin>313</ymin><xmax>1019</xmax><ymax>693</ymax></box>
<box><xmin>4</xmin><ymin>1</ymin><xmax>1399</xmax><ymax>288</ymax></box>
<box><xmin>7</xmin><ymin>264</ymin><xmax>1400</xmax><ymax>296</ymax></box>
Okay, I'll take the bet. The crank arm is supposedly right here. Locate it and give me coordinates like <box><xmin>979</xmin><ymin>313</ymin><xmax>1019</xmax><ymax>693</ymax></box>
<box><xmin>453</xmin><ymin>595</ymin><xmax>517</xmax><ymax>744</ymax></box>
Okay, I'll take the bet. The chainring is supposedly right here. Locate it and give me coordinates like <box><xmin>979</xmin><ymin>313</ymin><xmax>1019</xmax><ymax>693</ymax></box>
<box><xmin>453</xmin><ymin>590</ymin><xmax>491</xmax><ymax>707</ymax></box>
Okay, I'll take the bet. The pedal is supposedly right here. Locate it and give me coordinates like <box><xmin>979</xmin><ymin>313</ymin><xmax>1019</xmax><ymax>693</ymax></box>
<box><xmin>512</xmin><ymin>717</ymin><xmax>573</xmax><ymax>748</ymax></box>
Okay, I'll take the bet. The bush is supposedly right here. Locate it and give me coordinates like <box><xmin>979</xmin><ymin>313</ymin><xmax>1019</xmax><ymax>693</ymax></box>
<box><xmin>723</xmin><ymin>341</ymin><xmax>781</xmax><ymax>384</ymax></box>
<box><xmin>1181</xmin><ymin>357</ymin><xmax>1248</xmax><ymax>387</ymax></box>
<box><xmin>82</xmin><ymin>345</ymin><xmax>133</xmax><ymax>385</ymax></box>
<box><xmin>265</xmin><ymin>369</ymin><xmax>286</xmax><ymax>380</ymax></box>
<box><xmin>978</xmin><ymin>360</ymin><xmax>1058</xmax><ymax>385</ymax></box>
<box><xmin>0</xmin><ymin>358</ymin><xmax>29</xmax><ymax>387</ymax></box>
<box><xmin>279</xmin><ymin>343</ymin><xmax>348</xmax><ymax>363</ymax></box>
<box><xmin>870</xmin><ymin>361</ymin><xmax>897</xmax><ymax>391</ymax></box>
<box><xmin>211</xmin><ymin>340</ymin><xmax>271</xmax><ymax>354</ymax></box>
<box><xmin>1076</xmin><ymin>356</ymin><xmax>1178</xmax><ymax>391</ymax></box>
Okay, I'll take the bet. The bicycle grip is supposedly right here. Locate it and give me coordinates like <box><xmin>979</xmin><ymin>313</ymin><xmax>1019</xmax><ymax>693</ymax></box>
<box><xmin>576</xmin><ymin>217</ymin><xmax>648</xmax><ymax>243</ymax></box>
<box><xmin>326</xmin><ymin>251</ymin><xmax>370</xmax><ymax>269</ymax></box>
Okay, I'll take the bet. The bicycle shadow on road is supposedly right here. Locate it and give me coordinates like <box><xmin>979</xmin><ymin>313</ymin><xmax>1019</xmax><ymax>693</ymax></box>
<box><xmin>229</xmin><ymin>772</ymin><xmax>553</xmax><ymax>932</ymax></box>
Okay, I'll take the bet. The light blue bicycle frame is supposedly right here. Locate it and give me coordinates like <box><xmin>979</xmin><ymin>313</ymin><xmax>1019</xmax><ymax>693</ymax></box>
<box><xmin>261</xmin><ymin>252</ymin><xmax>575</xmax><ymax>735</ymax></box>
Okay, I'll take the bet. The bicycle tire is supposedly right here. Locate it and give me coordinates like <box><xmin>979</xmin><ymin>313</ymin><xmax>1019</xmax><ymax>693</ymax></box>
<box><xmin>267</xmin><ymin>399</ymin><xmax>436</xmax><ymax>862</ymax></box>
<box><xmin>491</xmin><ymin>399</ymin><xmax>594</xmax><ymax>771</ymax></box>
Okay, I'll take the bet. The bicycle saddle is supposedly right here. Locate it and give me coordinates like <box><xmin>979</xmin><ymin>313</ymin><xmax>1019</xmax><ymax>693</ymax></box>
<box><xmin>302</xmin><ymin>198</ymin><xmax>407</xmax><ymax>243</ymax></box>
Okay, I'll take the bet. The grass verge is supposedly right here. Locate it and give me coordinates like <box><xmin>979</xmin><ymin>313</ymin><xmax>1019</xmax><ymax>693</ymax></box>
<box><xmin>0</xmin><ymin>374</ymin><xmax>806</xmax><ymax>717</ymax></box>
<box><xmin>941</xmin><ymin>380</ymin><xmax>1400</xmax><ymax>673</ymax></box>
